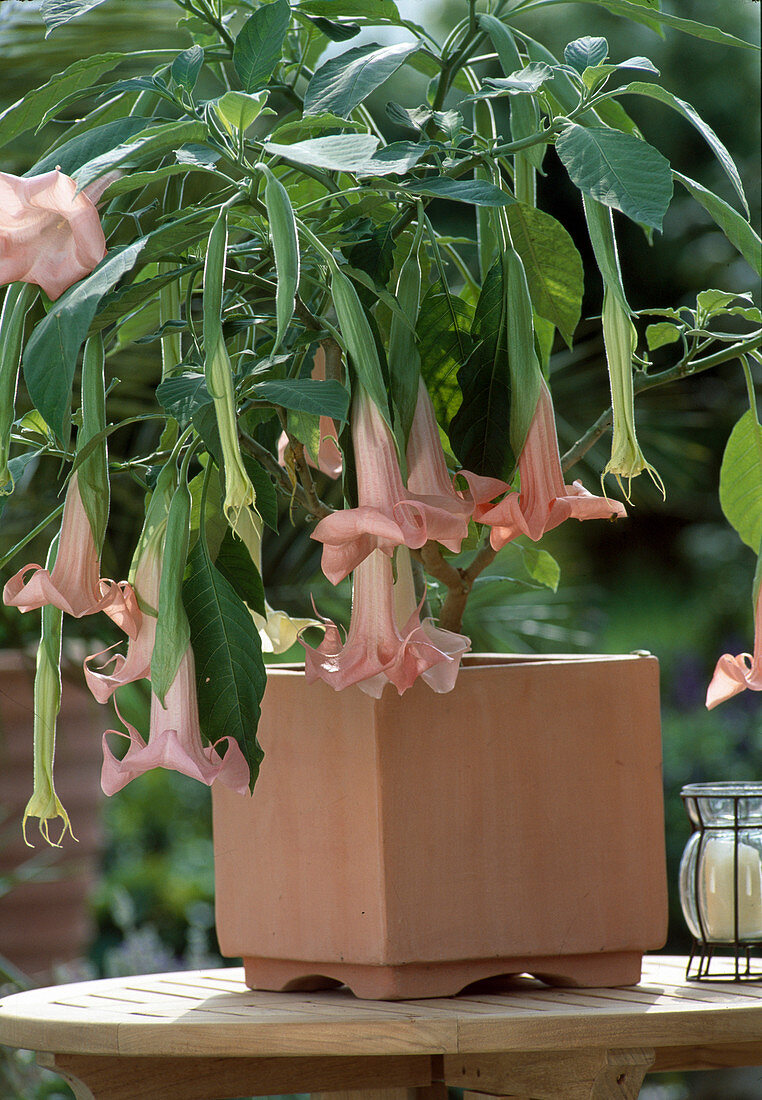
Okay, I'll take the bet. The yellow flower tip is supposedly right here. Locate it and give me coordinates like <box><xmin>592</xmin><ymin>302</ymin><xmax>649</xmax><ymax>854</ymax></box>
<box><xmin>22</xmin><ymin>793</ymin><xmax>77</xmax><ymax>848</ymax></box>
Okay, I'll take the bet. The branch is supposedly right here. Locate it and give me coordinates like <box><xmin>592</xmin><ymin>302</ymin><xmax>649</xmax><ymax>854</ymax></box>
<box><xmin>416</xmin><ymin>540</ymin><xmax>497</xmax><ymax>633</ymax></box>
<box><xmin>239</xmin><ymin>432</ymin><xmax>333</xmax><ymax>521</ymax></box>
<box><xmin>561</xmin><ymin>330</ymin><xmax>762</xmax><ymax>473</ymax></box>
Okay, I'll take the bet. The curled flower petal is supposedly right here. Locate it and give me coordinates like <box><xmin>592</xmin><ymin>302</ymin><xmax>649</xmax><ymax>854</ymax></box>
<box><xmin>100</xmin><ymin>647</ymin><xmax>250</xmax><ymax>796</ymax></box>
<box><xmin>303</xmin><ymin>550</ymin><xmax>451</xmax><ymax>697</ymax></box>
<box><xmin>312</xmin><ymin>388</ymin><xmax>471</xmax><ymax>584</ymax></box>
<box><xmin>476</xmin><ymin>378</ymin><xmax>626</xmax><ymax>550</ymax></box>
<box><xmin>0</xmin><ymin>169</ymin><xmax>107</xmax><ymax>299</ymax></box>
<box><xmin>3</xmin><ymin>472</ymin><xmax>134</xmax><ymax>623</ymax></box>
<box><xmin>706</xmin><ymin>582</ymin><xmax>762</xmax><ymax>708</ymax></box>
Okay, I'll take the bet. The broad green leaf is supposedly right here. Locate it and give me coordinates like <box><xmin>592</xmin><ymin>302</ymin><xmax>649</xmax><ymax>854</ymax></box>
<box><xmin>614</xmin><ymin>82</ymin><xmax>748</xmax><ymax>216</ymax></box>
<box><xmin>265</xmin><ymin>133</ymin><xmax>379</xmax><ymax>171</ymax></box>
<box><xmin>298</xmin><ymin>13</ymin><xmax>361</xmax><ymax>41</ymax></box>
<box><xmin>296</xmin><ymin>0</ymin><xmax>400</xmax><ymax>20</ymax></box>
<box><xmin>555</xmin><ymin>123</ymin><xmax>673</xmax><ymax>230</ymax></box>
<box><xmin>213</xmin><ymin>529</ymin><xmax>266</xmax><ymax>617</ymax></box>
<box><xmin>674</xmin><ymin>173</ymin><xmax>762</xmax><ymax>277</ymax></box>
<box><xmin>719</xmin><ymin>411</ymin><xmax>762</xmax><ymax>553</ymax></box>
<box><xmin>477</xmin><ymin>64</ymin><xmax>552</xmax><ymax>96</ymax></box>
<box><xmin>41</xmin><ymin>0</ymin><xmax>111</xmax><ymax>34</ymax></box>
<box><xmin>234</xmin><ymin>0</ymin><xmax>291</xmax><ymax>92</ymax></box>
<box><xmin>521</xmin><ymin>545</ymin><xmax>560</xmax><ymax>592</ymax></box>
<box><xmin>304</xmin><ymin>41</ymin><xmax>419</xmax><ymax>118</ymax></box>
<box><xmin>93</xmin><ymin>262</ymin><xmax>199</xmax><ymax>332</ymax></box>
<box><xmin>417</xmin><ymin>284</ymin><xmax>473</xmax><ymax>428</ymax></box>
<box><xmin>23</xmin><ymin>239</ymin><xmax>147</xmax><ymax>441</ymax></box>
<box><xmin>696</xmin><ymin>290</ymin><xmax>762</xmax><ymax>325</ymax></box>
<box><xmin>268</xmin><ymin>112</ymin><xmax>363</xmax><ymax>142</ymax></box>
<box><xmin>266</xmin><ymin>134</ymin><xmax>425</xmax><ymax>176</ymax></box>
<box><xmin>506</xmin><ymin>203</ymin><xmax>583</xmax><ymax>347</ymax></box>
<box><xmin>0</xmin><ymin>54</ymin><xmax>124</xmax><ymax>149</ymax></box>
<box><xmin>183</xmin><ymin>539</ymin><xmax>266</xmax><ymax>788</ymax></box>
<box><xmin>564</xmin><ymin>36</ymin><xmax>608</xmax><ymax>72</ymax></box>
<box><xmin>401</xmin><ymin>178</ymin><xmax>513</xmax><ymax>206</ymax></box>
<box><xmin>75</xmin><ymin>120</ymin><xmax>207</xmax><ymax>192</ymax></box>
<box><xmin>156</xmin><ymin>373</ymin><xmax>211</xmax><ymax>428</ymax></box>
<box><xmin>28</xmin><ymin>116</ymin><xmax>148</xmax><ymax>175</ymax></box>
<box><xmin>646</xmin><ymin>322</ymin><xmax>681</xmax><ymax>350</ymax></box>
<box><xmin>101</xmin><ymin>159</ymin><xmax>218</xmax><ymax>198</ymax></box>
<box><xmin>582</xmin><ymin>57</ymin><xmax>658</xmax><ymax>90</ymax></box>
<box><xmin>171</xmin><ymin>46</ymin><xmax>205</xmax><ymax>93</ymax></box>
<box><xmin>249</xmin><ymin>379</ymin><xmax>349</xmax><ymax>420</ymax></box>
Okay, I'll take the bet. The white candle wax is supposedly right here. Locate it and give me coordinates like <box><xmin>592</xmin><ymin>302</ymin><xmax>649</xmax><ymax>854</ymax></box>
<box><xmin>700</xmin><ymin>836</ymin><xmax>762</xmax><ymax>941</ymax></box>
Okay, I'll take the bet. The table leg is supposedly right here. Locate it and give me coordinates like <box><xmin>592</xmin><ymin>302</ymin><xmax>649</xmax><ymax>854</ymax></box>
<box><xmin>446</xmin><ymin>1047</ymin><xmax>655</xmax><ymax>1100</ymax></box>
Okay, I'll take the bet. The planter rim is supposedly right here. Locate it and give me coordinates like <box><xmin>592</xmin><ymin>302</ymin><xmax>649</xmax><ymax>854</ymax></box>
<box><xmin>265</xmin><ymin>652</ymin><xmax>655</xmax><ymax>677</ymax></box>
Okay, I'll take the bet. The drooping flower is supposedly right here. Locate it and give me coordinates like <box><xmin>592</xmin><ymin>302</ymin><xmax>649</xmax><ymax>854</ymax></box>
<box><xmin>100</xmin><ymin>646</ymin><xmax>250</xmax><ymax>796</ymax></box>
<box><xmin>0</xmin><ymin>169</ymin><xmax>108</xmax><ymax>299</ymax></box>
<box><xmin>303</xmin><ymin>549</ymin><xmax>453</xmax><ymax>698</ymax></box>
<box><xmin>277</xmin><ymin>347</ymin><xmax>343</xmax><ymax>479</ymax></box>
<box><xmin>392</xmin><ymin>546</ymin><xmax>470</xmax><ymax>694</ymax></box>
<box><xmin>706</xmin><ymin>578</ymin><xmax>762</xmax><ymax>708</ymax></box>
<box><xmin>406</xmin><ymin>378</ymin><xmax>476</xmax><ymax>520</ymax></box>
<box><xmin>3</xmin><ymin>471</ymin><xmax>134</xmax><ymax>624</ymax></box>
<box><xmin>476</xmin><ymin>377</ymin><xmax>626</xmax><ymax>550</ymax></box>
<box><xmin>312</xmin><ymin>387</ymin><xmax>473</xmax><ymax>585</ymax></box>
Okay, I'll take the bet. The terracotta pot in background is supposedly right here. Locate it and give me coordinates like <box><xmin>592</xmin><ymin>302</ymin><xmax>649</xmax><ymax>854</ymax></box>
<box><xmin>0</xmin><ymin>652</ymin><xmax>104</xmax><ymax>983</ymax></box>
<box><xmin>213</xmin><ymin>653</ymin><xmax>668</xmax><ymax>1000</ymax></box>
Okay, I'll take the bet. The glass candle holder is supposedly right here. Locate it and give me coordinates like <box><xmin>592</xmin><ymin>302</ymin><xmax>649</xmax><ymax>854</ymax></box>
<box><xmin>679</xmin><ymin>782</ymin><xmax>762</xmax><ymax>981</ymax></box>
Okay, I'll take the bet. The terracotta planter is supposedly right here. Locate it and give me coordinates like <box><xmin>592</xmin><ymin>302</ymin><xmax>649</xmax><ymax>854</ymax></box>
<box><xmin>213</xmin><ymin>653</ymin><xmax>668</xmax><ymax>999</ymax></box>
<box><xmin>0</xmin><ymin>652</ymin><xmax>104</xmax><ymax>981</ymax></box>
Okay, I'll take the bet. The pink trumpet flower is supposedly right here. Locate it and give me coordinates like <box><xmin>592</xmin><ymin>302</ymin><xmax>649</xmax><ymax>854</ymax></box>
<box><xmin>100</xmin><ymin>647</ymin><xmax>250</xmax><ymax>796</ymax></box>
<box><xmin>312</xmin><ymin>388</ymin><xmax>472</xmax><ymax>585</ymax></box>
<box><xmin>84</xmin><ymin>538</ymin><xmax>161</xmax><ymax>703</ymax></box>
<box><xmin>476</xmin><ymin>378</ymin><xmax>626</xmax><ymax>550</ymax></box>
<box><xmin>706</xmin><ymin>584</ymin><xmax>762</xmax><ymax>708</ymax></box>
<box><xmin>3</xmin><ymin>472</ymin><xmax>134</xmax><ymax>624</ymax></box>
<box><xmin>277</xmin><ymin>348</ymin><xmax>343</xmax><ymax>478</ymax></box>
<box><xmin>0</xmin><ymin>169</ymin><xmax>111</xmax><ymax>300</ymax></box>
<box><xmin>393</xmin><ymin>547</ymin><xmax>470</xmax><ymax>694</ymax></box>
<box><xmin>303</xmin><ymin>549</ymin><xmax>453</xmax><ymax>698</ymax></box>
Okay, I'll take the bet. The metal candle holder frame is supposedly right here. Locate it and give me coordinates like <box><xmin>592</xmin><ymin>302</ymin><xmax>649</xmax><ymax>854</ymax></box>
<box><xmin>681</xmin><ymin>784</ymin><xmax>762</xmax><ymax>982</ymax></box>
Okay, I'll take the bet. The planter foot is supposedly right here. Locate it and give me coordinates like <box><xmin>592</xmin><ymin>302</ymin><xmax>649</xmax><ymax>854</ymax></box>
<box><xmin>242</xmin><ymin>952</ymin><xmax>644</xmax><ymax>1001</ymax></box>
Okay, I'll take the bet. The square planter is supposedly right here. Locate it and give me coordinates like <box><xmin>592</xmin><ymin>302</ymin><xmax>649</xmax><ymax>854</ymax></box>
<box><xmin>213</xmin><ymin>653</ymin><xmax>668</xmax><ymax>999</ymax></box>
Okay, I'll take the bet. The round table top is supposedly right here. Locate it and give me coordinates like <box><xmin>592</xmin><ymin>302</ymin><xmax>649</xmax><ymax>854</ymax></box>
<box><xmin>1</xmin><ymin>956</ymin><xmax>761</xmax><ymax>1059</ymax></box>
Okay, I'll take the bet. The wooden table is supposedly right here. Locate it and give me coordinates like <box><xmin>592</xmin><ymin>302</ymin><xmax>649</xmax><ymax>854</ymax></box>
<box><xmin>1</xmin><ymin>956</ymin><xmax>760</xmax><ymax>1100</ymax></box>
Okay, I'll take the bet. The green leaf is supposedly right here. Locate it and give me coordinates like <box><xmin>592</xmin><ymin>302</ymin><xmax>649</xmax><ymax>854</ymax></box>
<box><xmin>248</xmin><ymin>378</ymin><xmax>350</xmax><ymax>421</ymax></box>
<box><xmin>696</xmin><ymin>290</ymin><xmax>762</xmax><ymax>325</ymax></box>
<box><xmin>555</xmin><ymin>123</ymin><xmax>673</xmax><ymax>230</ymax></box>
<box><xmin>719</xmin><ymin>411</ymin><xmax>762</xmax><ymax>553</ymax></box>
<box><xmin>646</xmin><ymin>322</ymin><xmax>681</xmax><ymax>351</ymax></box>
<box><xmin>23</xmin><ymin>239</ymin><xmax>147</xmax><ymax>441</ymax></box>
<box><xmin>100</xmin><ymin>159</ymin><xmax>218</xmax><ymax>198</ymax></box>
<box><xmin>304</xmin><ymin>41</ymin><xmax>419</xmax><ymax>118</ymax></box>
<box><xmin>156</xmin><ymin>373</ymin><xmax>211</xmax><ymax>428</ymax></box>
<box><xmin>41</xmin><ymin>0</ymin><xmax>111</xmax><ymax>34</ymax></box>
<box><xmin>520</xmin><ymin>545</ymin><xmax>560</xmax><ymax>592</ymax></box>
<box><xmin>296</xmin><ymin>0</ymin><xmax>400</xmax><ymax>20</ymax></box>
<box><xmin>477</xmin><ymin>64</ymin><xmax>552</xmax><ymax>96</ymax></box>
<box><xmin>171</xmin><ymin>46</ymin><xmax>205</xmax><ymax>93</ymax></box>
<box><xmin>478</xmin><ymin>15</ymin><xmax>545</xmax><ymax>171</ymax></box>
<box><xmin>0</xmin><ymin>54</ymin><xmax>125</xmax><ymax>149</ymax></box>
<box><xmin>401</xmin><ymin>178</ymin><xmax>513</xmax><ymax>206</ymax></box>
<box><xmin>673</xmin><ymin>173</ymin><xmax>762</xmax><ymax>277</ymax></box>
<box><xmin>74</xmin><ymin>120</ymin><xmax>207</xmax><ymax>192</ymax></box>
<box><xmin>29</xmin><ymin>117</ymin><xmax>148</xmax><ymax>175</ymax></box>
<box><xmin>614</xmin><ymin>81</ymin><xmax>748</xmax><ymax>216</ymax></box>
<box><xmin>265</xmin><ymin>133</ymin><xmax>378</xmax><ymax>171</ymax></box>
<box><xmin>234</xmin><ymin>0</ymin><xmax>291</xmax><ymax>92</ymax></box>
<box><xmin>564</xmin><ymin>36</ymin><xmax>608</xmax><ymax>72</ymax></box>
<box><xmin>417</xmin><ymin>284</ymin><xmax>473</xmax><ymax>428</ymax></box>
<box><xmin>506</xmin><ymin>203</ymin><xmax>583</xmax><ymax>347</ymax></box>
<box><xmin>298</xmin><ymin>13</ymin><xmax>361</xmax><ymax>41</ymax></box>
<box><xmin>583</xmin><ymin>0</ymin><xmax>758</xmax><ymax>50</ymax></box>
<box><xmin>213</xmin><ymin>529</ymin><xmax>266</xmax><ymax>617</ymax></box>
<box><xmin>582</xmin><ymin>57</ymin><xmax>658</xmax><ymax>90</ymax></box>
<box><xmin>183</xmin><ymin>539</ymin><xmax>266</xmax><ymax>789</ymax></box>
